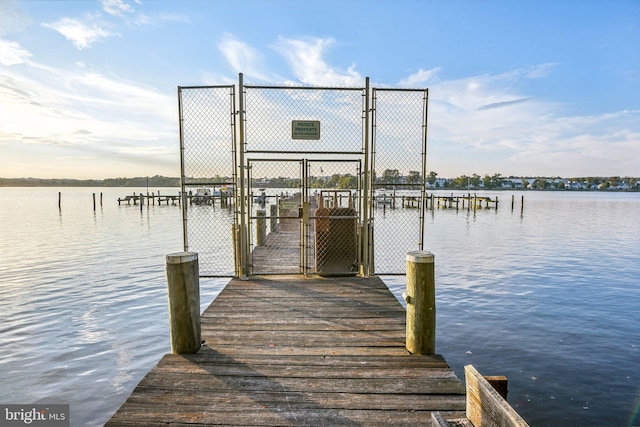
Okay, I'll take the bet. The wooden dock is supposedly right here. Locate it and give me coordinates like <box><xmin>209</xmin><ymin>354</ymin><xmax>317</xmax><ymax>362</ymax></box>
<box><xmin>117</xmin><ymin>193</ymin><xmax>182</xmax><ymax>206</ymax></box>
<box><xmin>106</xmin><ymin>275</ymin><xmax>467</xmax><ymax>425</ymax></box>
<box><xmin>116</xmin><ymin>192</ymin><xmax>233</xmax><ymax>207</ymax></box>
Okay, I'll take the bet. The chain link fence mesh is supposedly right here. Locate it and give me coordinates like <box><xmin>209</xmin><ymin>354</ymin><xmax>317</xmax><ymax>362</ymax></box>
<box><xmin>371</xmin><ymin>89</ymin><xmax>428</xmax><ymax>274</ymax></box>
<box><xmin>179</xmin><ymin>86</ymin><xmax>236</xmax><ymax>276</ymax></box>
<box><xmin>247</xmin><ymin>159</ymin><xmax>302</xmax><ymax>275</ymax></box>
<box><xmin>178</xmin><ymin>82</ymin><xmax>427</xmax><ymax>277</ymax></box>
<box><xmin>243</xmin><ymin>86</ymin><xmax>365</xmax><ymax>154</ymax></box>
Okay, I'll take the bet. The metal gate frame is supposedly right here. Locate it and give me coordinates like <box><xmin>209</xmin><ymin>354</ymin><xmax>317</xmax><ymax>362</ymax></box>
<box><xmin>237</xmin><ymin>75</ymin><xmax>370</xmax><ymax>277</ymax></box>
<box><xmin>369</xmin><ymin>87</ymin><xmax>429</xmax><ymax>275</ymax></box>
<box><xmin>178</xmin><ymin>84</ymin><xmax>237</xmax><ymax>277</ymax></box>
<box><xmin>246</xmin><ymin>158</ymin><xmax>304</xmax><ymax>275</ymax></box>
<box><xmin>178</xmin><ymin>74</ymin><xmax>428</xmax><ymax>277</ymax></box>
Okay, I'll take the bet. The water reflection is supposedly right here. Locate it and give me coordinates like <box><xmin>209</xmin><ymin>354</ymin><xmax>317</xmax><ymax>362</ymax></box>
<box><xmin>0</xmin><ymin>188</ymin><xmax>638</xmax><ymax>426</ymax></box>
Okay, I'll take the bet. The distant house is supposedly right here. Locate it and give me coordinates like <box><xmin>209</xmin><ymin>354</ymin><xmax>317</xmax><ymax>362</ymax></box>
<box><xmin>426</xmin><ymin>178</ymin><xmax>447</xmax><ymax>189</ymax></box>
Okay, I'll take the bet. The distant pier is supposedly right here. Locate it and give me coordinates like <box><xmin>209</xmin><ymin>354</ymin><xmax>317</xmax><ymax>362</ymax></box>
<box><xmin>116</xmin><ymin>192</ymin><xmax>233</xmax><ymax>207</ymax></box>
<box><xmin>374</xmin><ymin>192</ymin><xmax>508</xmax><ymax>211</ymax></box>
<box><xmin>117</xmin><ymin>190</ymin><xmax>521</xmax><ymax>213</ymax></box>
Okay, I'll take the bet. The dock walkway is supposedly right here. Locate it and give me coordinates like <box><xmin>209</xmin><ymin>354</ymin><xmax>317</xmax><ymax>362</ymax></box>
<box><xmin>107</xmin><ymin>275</ymin><xmax>466</xmax><ymax>425</ymax></box>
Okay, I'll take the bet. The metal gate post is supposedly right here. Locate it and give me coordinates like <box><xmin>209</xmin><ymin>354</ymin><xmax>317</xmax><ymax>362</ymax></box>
<box><xmin>419</xmin><ymin>89</ymin><xmax>429</xmax><ymax>251</ymax></box>
<box><xmin>178</xmin><ymin>87</ymin><xmax>189</xmax><ymax>253</ymax></box>
<box><xmin>230</xmin><ymin>85</ymin><xmax>240</xmax><ymax>277</ymax></box>
<box><xmin>302</xmin><ymin>159</ymin><xmax>309</xmax><ymax>275</ymax></box>
<box><xmin>360</xmin><ymin>77</ymin><xmax>371</xmax><ymax>276</ymax></box>
<box><xmin>237</xmin><ymin>73</ymin><xmax>248</xmax><ymax>278</ymax></box>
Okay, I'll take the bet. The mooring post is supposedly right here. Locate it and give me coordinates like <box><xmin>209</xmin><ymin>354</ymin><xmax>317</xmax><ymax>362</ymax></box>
<box><xmin>166</xmin><ymin>252</ymin><xmax>201</xmax><ymax>354</ymax></box>
<box><xmin>256</xmin><ymin>209</ymin><xmax>266</xmax><ymax>246</ymax></box>
<box><xmin>511</xmin><ymin>194</ymin><xmax>515</xmax><ymax>211</ymax></box>
<box><xmin>93</xmin><ymin>193</ymin><xmax>96</xmax><ymax>211</ymax></box>
<box><xmin>521</xmin><ymin>195</ymin><xmax>525</xmax><ymax>215</ymax></box>
<box><xmin>405</xmin><ymin>251</ymin><xmax>436</xmax><ymax>355</ymax></box>
<box><xmin>270</xmin><ymin>203</ymin><xmax>277</xmax><ymax>232</ymax></box>
<box><xmin>58</xmin><ymin>192</ymin><xmax>62</xmax><ymax>210</ymax></box>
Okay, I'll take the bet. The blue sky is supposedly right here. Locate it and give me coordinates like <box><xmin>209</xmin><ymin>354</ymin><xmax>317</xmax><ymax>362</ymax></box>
<box><xmin>1</xmin><ymin>0</ymin><xmax>638</xmax><ymax>179</ymax></box>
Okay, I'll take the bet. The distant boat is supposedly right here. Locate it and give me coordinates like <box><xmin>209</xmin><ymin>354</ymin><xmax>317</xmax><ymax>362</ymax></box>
<box><xmin>253</xmin><ymin>190</ymin><xmax>267</xmax><ymax>204</ymax></box>
<box><xmin>374</xmin><ymin>192</ymin><xmax>392</xmax><ymax>205</ymax></box>
<box><xmin>192</xmin><ymin>188</ymin><xmax>212</xmax><ymax>204</ymax></box>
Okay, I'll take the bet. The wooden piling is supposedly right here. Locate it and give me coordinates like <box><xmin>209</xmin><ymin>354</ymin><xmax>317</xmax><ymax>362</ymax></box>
<box><xmin>166</xmin><ymin>252</ymin><xmax>201</xmax><ymax>354</ymax></box>
<box><xmin>58</xmin><ymin>192</ymin><xmax>61</xmax><ymax>210</ymax></box>
<box><xmin>270</xmin><ymin>204</ymin><xmax>277</xmax><ymax>232</ymax></box>
<box><xmin>521</xmin><ymin>195</ymin><xmax>525</xmax><ymax>215</ymax></box>
<box><xmin>93</xmin><ymin>193</ymin><xmax>96</xmax><ymax>211</ymax></box>
<box><xmin>405</xmin><ymin>251</ymin><xmax>436</xmax><ymax>355</ymax></box>
<box><xmin>256</xmin><ymin>210</ymin><xmax>266</xmax><ymax>246</ymax></box>
<box><xmin>485</xmin><ymin>375</ymin><xmax>509</xmax><ymax>400</ymax></box>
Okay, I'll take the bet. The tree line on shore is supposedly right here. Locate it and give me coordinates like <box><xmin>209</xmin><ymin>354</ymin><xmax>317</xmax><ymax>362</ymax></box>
<box><xmin>1</xmin><ymin>172</ymin><xmax>637</xmax><ymax>191</ymax></box>
<box><xmin>0</xmin><ymin>176</ymin><xmax>180</xmax><ymax>187</ymax></box>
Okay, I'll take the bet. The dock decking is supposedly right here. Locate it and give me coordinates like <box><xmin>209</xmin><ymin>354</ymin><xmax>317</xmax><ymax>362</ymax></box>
<box><xmin>107</xmin><ymin>275</ymin><xmax>466</xmax><ymax>425</ymax></box>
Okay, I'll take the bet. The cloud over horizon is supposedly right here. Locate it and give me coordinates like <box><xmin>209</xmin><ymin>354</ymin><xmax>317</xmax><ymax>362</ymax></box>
<box><xmin>0</xmin><ymin>1</ymin><xmax>638</xmax><ymax>179</ymax></box>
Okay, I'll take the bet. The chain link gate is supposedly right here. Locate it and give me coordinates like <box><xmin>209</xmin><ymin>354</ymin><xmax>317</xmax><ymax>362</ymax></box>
<box><xmin>239</xmin><ymin>81</ymin><xmax>368</xmax><ymax>276</ymax></box>
<box><xmin>178</xmin><ymin>85</ymin><xmax>237</xmax><ymax>277</ymax></box>
<box><xmin>178</xmin><ymin>75</ymin><xmax>428</xmax><ymax>277</ymax></box>
<box><xmin>370</xmin><ymin>88</ymin><xmax>429</xmax><ymax>274</ymax></box>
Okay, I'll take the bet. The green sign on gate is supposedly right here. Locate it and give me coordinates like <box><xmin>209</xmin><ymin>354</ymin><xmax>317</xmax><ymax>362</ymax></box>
<box><xmin>291</xmin><ymin>120</ymin><xmax>320</xmax><ymax>140</ymax></box>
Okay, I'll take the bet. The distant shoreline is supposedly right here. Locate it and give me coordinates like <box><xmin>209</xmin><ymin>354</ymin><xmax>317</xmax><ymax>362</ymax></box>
<box><xmin>1</xmin><ymin>176</ymin><xmax>638</xmax><ymax>191</ymax></box>
<box><xmin>0</xmin><ymin>176</ymin><xmax>180</xmax><ymax>188</ymax></box>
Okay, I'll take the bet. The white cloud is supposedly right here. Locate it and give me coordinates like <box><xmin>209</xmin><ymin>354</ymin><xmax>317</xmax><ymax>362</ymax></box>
<box><xmin>0</xmin><ymin>0</ymin><xmax>31</xmax><ymax>36</ymax></box>
<box><xmin>217</xmin><ymin>34</ymin><xmax>270</xmax><ymax>82</ymax></box>
<box><xmin>101</xmin><ymin>0</ymin><xmax>134</xmax><ymax>16</ymax></box>
<box><xmin>273</xmin><ymin>37</ymin><xmax>362</xmax><ymax>86</ymax></box>
<box><xmin>42</xmin><ymin>17</ymin><xmax>115</xmax><ymax>50</ymax></box>
<box><xmin>0</xmin><ymin>39</ymin><xmax>31</xmax><ymax>65</ymax></box>
<box><xmin>525</xmin><ymin>63</ymin><xmax>556</xmax><ymax>79</ymax></box>
<box><xmin>424</xmin><ymin>69</ymin><xmax>640</xmax><ymax>177</ymax></box>
<box><xmin>0</xmin><ymin>58</ymin><xmax>178</xmax><ymax>178</ymax></box>
<box><xmin>133</xmin><ymin>12</ymin><xmax>190</xmax><ymax>27</ymax></box>
<box><xmin>399</xmin><ymin>68</ymin><xmax>441</xmax><ymax>87</ymax></box>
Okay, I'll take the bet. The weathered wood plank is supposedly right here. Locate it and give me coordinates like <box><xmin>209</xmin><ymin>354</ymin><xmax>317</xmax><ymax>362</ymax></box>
<box><xmin>201</xmin><ymin>316</ymin><xmax>405</xmax><ymax>329</ymax></box>
<box><xmin>109</xmin><ymin>407</ymin><xmax>467</xmax><ymax>426</ymax></box>
<box><xmin>107</xmin><ymin>276</ymin><xmax>468</xmax><ymax>426</ymax></box>
<box><xmin>135</xmin><ymin>371</ymin><xmax>465</xmax><ymax>394</ymax></box>
<box><xmin>122</xmin><ymin>388</ymin><xmax>466</xmax><ymax>411</ymax></box>
<box><xmin>196</xmin><ymin>344</ymin><xmax>413</xmax><ymax>356</ymax></box>
<box><xmin>465</xmin><ymin>364</ymin><xmax>529</xmax><ymax>427</ymax></box>
<box><xmin>151</xmin><ymin>362</ymin><xmax>460</xmax><ymax>380</ymax></box>
<box><xmin>159</xmin><ymin>352</ymin><xmax>452</xmax><ymax>368</ymax></box>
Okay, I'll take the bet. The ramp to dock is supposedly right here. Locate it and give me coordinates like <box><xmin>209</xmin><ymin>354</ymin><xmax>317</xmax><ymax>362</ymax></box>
<box><xmin>107</xmin><ymin>275</ymin><xmax>466</xmax><ymax>425</ymax></box>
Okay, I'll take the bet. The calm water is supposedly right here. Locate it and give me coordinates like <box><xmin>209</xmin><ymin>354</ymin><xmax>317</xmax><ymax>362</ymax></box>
<box><xmin>0</xmin><ymin>187</ymin><xmax>638</xmax><ymax>426</ymax></box>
